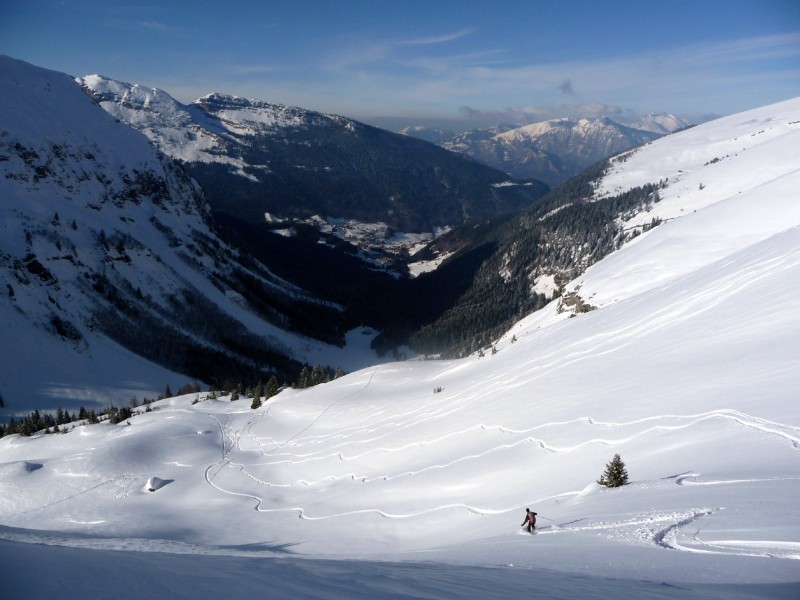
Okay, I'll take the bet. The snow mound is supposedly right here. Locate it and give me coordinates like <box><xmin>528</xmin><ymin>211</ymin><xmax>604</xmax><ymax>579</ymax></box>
<box><xmin>145</xmin><ymin>477</ymin><xmax>171</xmax><ymax>492</ymax></box>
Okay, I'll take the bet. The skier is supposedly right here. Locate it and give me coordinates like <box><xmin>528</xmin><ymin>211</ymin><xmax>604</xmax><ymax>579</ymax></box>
<box><xmin>521</xmin><ymin>508</ymin><xmax>537</xmax><ymax>533</ymax></box>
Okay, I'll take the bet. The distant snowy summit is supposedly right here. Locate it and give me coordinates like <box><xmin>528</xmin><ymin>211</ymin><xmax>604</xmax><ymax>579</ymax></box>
<box><xmin>404</xmin><ymin>115</ymin><xmax>690</xmax><ymax>187</ymax></box>
<box><xmin>397</xmin><ymin>125</ymin><xmax>457</xmax><ymax>145</ymax></box>
<box><xmin>629</xmin><ymin>112</ymin><xmax>691</xmax><ymax>135</ymax></box>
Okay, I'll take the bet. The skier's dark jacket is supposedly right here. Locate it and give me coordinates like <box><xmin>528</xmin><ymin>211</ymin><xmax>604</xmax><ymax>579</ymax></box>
<box><xmin>522</xmin><ymin>510</ymin><xmax>537</xmax><ymax>528</ymax></box>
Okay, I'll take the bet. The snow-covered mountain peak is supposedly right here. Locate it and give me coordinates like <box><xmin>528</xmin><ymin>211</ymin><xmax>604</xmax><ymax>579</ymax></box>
<box><xmin>494</xmin><ymin>116</ymin><xmax>638</xmax><ymax>143</ymax></box>
<box><xmin>449</xmin><ymin>116</ymin><xmax>660</xmax><ymax>185</ymax></box>
<box><xmin>494</xmin><ymin>118</ymin><xmax>566</xmax><ymax>140</ymax></box>
<box><xmin>631</xmin><ymin>112</ymin><xmax>691</xmax><ymax>135</ymax></box>
<box><xmin>79</xmin><ymin>75</ymin><xmax>254</xmax><ymax>174</ymax></box>
<box><xmin>191</xmin><ymin>92</ymin><xmax>319</xmax><ymax>134</ymax></box>
<box><xmin>194</xmin><ymin>91</ymin><xmax>256</xmax><ymax>109</ymax></box>
<box><xmin>80</xmin><ymin>76</ymin><xmax>358</xmax><ymax>167</ymax></box>
<box><xmin>78</xmin><ymin>74</ymin><xmax>175</xmax><ymax>114</ymax></box>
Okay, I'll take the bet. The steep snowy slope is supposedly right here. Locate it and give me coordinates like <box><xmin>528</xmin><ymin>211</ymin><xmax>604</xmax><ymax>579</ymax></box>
<box><xmin>0</xmin><ymin>57</ymin><xmax>362</xmax><ymax>415</ymax></box>
<box><xmin>568</xmin><ymin>97</ymin><xmax>800</xmax><ymax>309</ymax></box>
<box><xmin>0</xmin><ymin>98</ymin><xmax>798</xmax><ymax>597</ymax></box>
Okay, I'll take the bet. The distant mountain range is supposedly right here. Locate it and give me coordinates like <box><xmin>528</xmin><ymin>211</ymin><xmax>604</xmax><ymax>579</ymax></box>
<box><xmin>629</xmin><ymin>113</ymin><xmax>691</xmax><ymax>134</ymax></box>
<box><xmin>397</xmin><ymin>125</ymin><xmax>457</xmax><ymax>145</ymax></box>
<box><xmin>401</xmin><ymin>114</ymin><xmax>690</xmax><ymax>187</ymax></box>
<box><xmin>78</xmin><ymin>76</ymin><xmax>548</xmax><ymax>234</ymax></box>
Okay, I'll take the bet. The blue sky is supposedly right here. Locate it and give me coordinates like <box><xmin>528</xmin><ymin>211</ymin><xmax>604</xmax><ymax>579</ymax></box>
<box><xmin>2</xmin><ymin>0</ymin><xmax>799</xmax><ymax>128</ymax></box>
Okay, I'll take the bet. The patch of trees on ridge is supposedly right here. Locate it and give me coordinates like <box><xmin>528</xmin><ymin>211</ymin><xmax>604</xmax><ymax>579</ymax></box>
<box><xmin>0</xmin><ymin>400</ymin><xmax>159</xmax><ymax>438</ymax></box>
<box><xmin>0</xmin><ymin>366</ymin><xmax>343</xmax><ymax>439</ymax></box>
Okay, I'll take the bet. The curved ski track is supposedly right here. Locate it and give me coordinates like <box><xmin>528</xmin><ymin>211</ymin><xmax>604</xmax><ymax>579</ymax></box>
<box><xmin>197</xmin><ymin>393</ymin><xmax>800</xmax><ymax>561</ymax></box>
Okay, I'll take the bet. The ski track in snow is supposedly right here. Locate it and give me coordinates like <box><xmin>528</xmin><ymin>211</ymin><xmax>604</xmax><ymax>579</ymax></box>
<box><xmin>7</xmin><ymin>400</ymin><xmax>796</xmax><ymax>562</ymax></box>
<box><xmin>213</xmin><ymin>408</ymin><xmax>800</xmax><ymax>482</ymax></box>
<box><xmin>673</xmin><ymin>473</ymin><xmax>800</xmax><ymax>487</ymax></box>
<box><xmin>648</xmin><ymin>506</ymin><xmax>800</xmax><ymax>560</ymax></box>
<box><xmin>195</xmin><ymin>397</ymin><xmax>800</xmax><ymax>564</ymax></box>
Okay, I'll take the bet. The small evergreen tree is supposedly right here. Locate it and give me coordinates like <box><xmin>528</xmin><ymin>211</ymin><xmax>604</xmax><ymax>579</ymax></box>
<box><xmin>598</xmin><ymin>454</ymin><xmax>629</xmax><ymax>487</ymax></box>
<box><xmin>310</xmin><ymin>365</ymin><xmax>326</xmax><ymax>386</ymax></box>
<box><xmin>43</xmin><ymin>413</ymin><xmax>55</xmax><ymax>430</ymax></box>
<box><xmin>267</xmin><ymin>375</ymin><xmax>279</xmax><ymax>398</ymax></box>
<box><xmin>251</xmin><ymin>396</ymin><xmax>262</xmax><ymax>410</ymax></box>
<box><xmin>297</xmin><ymin>366</ymin><xmax>310</xmax><ymax>389</ymax></box>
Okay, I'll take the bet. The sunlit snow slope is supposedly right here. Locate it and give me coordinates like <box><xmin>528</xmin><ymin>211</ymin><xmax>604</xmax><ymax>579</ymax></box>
<box><xmin>572</xmin><ymin>97</ymin><xmax>800</xmax><ymax>307</ymax></box>
<box><xmin>1</xmin><ymin>98</ymin><xmax>799</xmax><ymax>592</ymax></box>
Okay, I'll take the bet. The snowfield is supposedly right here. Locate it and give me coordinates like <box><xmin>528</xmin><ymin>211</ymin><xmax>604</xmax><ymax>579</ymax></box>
<box><xmin>2</xmin><ymin>86</ymin><xmax>800</xmax><ymax>597</ymax></box>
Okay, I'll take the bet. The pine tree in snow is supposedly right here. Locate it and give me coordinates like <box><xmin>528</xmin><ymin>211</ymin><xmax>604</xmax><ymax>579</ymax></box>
<box><xmin>267</xmin><ymin>375</ymin><xmax>279</xmax><ymax>398</ymax></box>
<box><xmin>598</xmin><ymin>454</ymin><xmax>629</xmax><ymax>487</ymax></box>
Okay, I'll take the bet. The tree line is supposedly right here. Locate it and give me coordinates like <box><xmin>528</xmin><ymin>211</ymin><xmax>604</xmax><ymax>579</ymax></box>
<box><xmin>0</xmin><ymin>365</ymin><xmax>344</xmax><ymax>439</ymax></box>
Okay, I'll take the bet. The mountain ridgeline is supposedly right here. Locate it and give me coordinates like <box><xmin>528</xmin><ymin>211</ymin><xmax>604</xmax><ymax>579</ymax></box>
<box><xmin>404</xmin><ymin>115</ymin><xmax>688</xmax><ymax>187</ymax></box>
<box><xmin>78</xmin><ymin>77</ymin><xmax>549</xmax><ymax>232</ymax></box>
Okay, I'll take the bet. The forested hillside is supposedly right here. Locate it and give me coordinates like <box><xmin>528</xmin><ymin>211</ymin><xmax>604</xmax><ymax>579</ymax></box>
<box><xmin>390</xmin><ymin>158</ymin><xmax>664</xmax><ymax>356</ymax></box>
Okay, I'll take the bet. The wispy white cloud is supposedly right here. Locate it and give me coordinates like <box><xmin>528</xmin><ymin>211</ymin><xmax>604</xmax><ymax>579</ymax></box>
<box><xmin>327</xmin><ymin>27</ymin><xmax>481</xmax><ymax>71</ymax></box>
<box><xmin>686</xmin><ymin>32</ymin><xmax>800</xmax><ymax>65</ymax></box>
<box><xmin>136</xmin><ymin>21</ymin><xmax>168</xmax><ymax>32</ymax></box>
<box><xmin>399</xmin><ymin>27</ymin><xmax>476</xmax><ymax>46</ymax></box>
<box><xmin>458</xmin><ymin>102</ymin><xmax>623</xmax><ymax>125</ymax></box>
<box><xmin>231</xmin><ymin>64</ymin><xmax>285</xmax><ymax>75</ymax></box>
<box><xmin>395</xmin><ymin>49</ymin><xmax>507</xmax><ymax>73</ymax></box>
